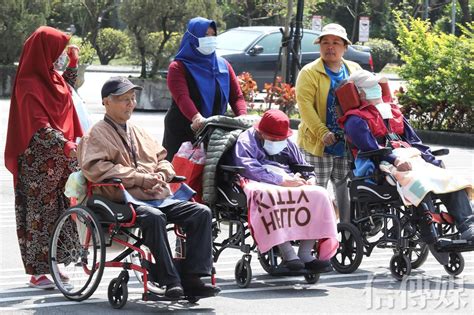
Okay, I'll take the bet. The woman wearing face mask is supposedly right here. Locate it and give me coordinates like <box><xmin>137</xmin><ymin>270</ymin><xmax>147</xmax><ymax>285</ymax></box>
<box><xmin>232</xmin><ymin>110</ymin><xmax>337</xmax><ymax>273</ymax></box>
<box><xmin>163</xmin><ymin>16</ymin><xmax>247</xmax><ymax>161</ymax></box>
<box><xmin>4</xmin><ymin>26</ymin><xmax>83</xmax><ymax>289</ymax></box>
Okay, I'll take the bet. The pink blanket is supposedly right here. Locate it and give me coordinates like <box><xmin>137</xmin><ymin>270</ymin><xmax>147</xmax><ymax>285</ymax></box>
<box><xmin>244</xmin><ymin>180</ymin><xmax>338</xmax><ymax>256</ymax></box>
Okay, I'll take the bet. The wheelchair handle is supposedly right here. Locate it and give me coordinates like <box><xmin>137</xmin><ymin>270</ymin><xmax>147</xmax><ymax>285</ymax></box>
<box><xmin>431</xmin><ymin>148</ymin><xmax>449</xmax><ymax>156</ymax></box>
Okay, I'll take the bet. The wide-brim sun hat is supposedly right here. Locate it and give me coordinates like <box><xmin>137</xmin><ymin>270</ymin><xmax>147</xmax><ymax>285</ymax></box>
<box><xmin>255</xmin><ymin>109</ymin><xmax>293</xmax><ymax>141</ymax></box>
<box><xmin>348</xmin><ymin>70</ymin><xmax>385</xmax><ymax>89</ymax></box>
<box><xmin>314</xmin><ymin>23</ymin><xmax>352</xmax><ymax>45</ymax></box>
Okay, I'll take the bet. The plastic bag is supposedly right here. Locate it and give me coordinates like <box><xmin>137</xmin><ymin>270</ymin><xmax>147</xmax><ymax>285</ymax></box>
<box><xmin>64</xmin><ymin>170</ymin><xmax>87</xmax><ymax>201</ymax></box>
<box><xmin>171</xmin><ymin>142</ymin><xmax>206</xmax><ymax>202</ymax></box>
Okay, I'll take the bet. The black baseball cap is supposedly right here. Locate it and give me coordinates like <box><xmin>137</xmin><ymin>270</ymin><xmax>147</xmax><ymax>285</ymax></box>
<box><xmin>101</xmin><ymin>76</ymin><xmax>143</xmax><ymax>99</ymax></box>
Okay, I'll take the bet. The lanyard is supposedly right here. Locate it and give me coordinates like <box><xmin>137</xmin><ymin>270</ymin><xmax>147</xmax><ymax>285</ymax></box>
<box><xmin>104</xmin><ymin>116</ymin><xmax>138</xmax><ymax>168</ymax></box>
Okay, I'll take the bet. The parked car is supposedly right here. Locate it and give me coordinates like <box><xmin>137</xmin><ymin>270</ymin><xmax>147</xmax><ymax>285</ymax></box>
<box><xmin>216</xmin><ymin>26</ymin><xmax>374</xmax><ymax>89</ymax></box>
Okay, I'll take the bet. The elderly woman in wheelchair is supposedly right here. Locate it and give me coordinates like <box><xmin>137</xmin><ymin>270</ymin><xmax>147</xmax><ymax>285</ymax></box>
<box><xmin>48</xmin><ymin>76</ymin><xmax>219</xmax><ymax>309</ymax></box>
<box><xmin>230</xmin><ymin>110</ymin><xmax>339</xmax><ymax>276</ymax></box>
<box><xmin>331</xmin><ymin>69</ymin><xmax>473</xmax><ymax>280</ymax></box>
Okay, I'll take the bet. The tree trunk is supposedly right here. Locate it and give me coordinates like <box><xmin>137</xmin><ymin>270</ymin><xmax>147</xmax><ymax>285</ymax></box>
<box><xmin>458</xmin><ymin>0</ymin><xmax>472</xmax><ymax>24</ymax></box>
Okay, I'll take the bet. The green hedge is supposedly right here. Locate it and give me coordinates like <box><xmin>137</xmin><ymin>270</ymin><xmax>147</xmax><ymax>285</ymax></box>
<box><xmin>395</xmin><ymin>14</ymin><xmax>473</xmax><ymax>133</ymax></box>
<box><xmin>358</xmin><ymin>38</ymin><xmax>398</xmax><ymax>73</ymax></box>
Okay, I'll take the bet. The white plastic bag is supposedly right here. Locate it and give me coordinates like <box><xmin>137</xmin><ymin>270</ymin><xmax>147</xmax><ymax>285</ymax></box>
<box><xmin>64</xmin><ymin>170</ymin><xmax>87</xmax><ymax>201</ymax></box>
<box><xmin>175</xmin><ymin>141</ymin><xmax>206</xmax><ymax>164</ymax></box>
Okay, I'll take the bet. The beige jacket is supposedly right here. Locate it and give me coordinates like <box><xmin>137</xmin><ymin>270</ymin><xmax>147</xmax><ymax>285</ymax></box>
<box><xmin>77</xmin><ymin>116</ymin><xmax>175</xmax><ymax>202</ymax></box>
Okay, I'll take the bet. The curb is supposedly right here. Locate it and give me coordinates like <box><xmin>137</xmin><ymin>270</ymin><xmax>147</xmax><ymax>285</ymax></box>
<box><xmin>414</xmin><ymin>130</ymin><xmax>474</xmax><ymax>148</ymax></box>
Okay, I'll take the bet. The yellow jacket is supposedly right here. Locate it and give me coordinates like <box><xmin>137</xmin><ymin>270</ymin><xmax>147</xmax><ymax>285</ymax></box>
<box><xmin>296</xmin><ymin>58</ymin><xmax>362</xmax><ymax>157</ymax></box>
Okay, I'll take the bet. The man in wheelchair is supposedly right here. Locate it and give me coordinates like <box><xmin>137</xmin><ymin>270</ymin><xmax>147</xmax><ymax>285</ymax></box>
<box><xmin>337</xmin><ymin>70</ymin><xmax>473</xmax><ymax>248</ymax></box>
<box><xmin>77</xmin><ymin>77</ymin><xmax>220</xmax><ymax>299</ymax></box>
<box><xmin>232</xmin><ymin>109</ymin><xmax>338</xmax><ymax>273</ymax></box>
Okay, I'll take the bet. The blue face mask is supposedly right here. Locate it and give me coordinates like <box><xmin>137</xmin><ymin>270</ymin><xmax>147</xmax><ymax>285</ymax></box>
<box><xmin>263</xmin><ymin>139</ymin><xmax>287</xmax><ymax>155</ymax></box>
<box><xmin>362</xmin><ymin>85</ymin><xmax>382</xmax><ymax>100</ymax></box>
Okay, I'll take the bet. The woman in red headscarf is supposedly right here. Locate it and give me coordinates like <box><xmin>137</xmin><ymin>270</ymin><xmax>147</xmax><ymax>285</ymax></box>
<box><xmin>4</xmin><ymin>26</ymin><xmax>83</xmax><ymax>289</ymax></box>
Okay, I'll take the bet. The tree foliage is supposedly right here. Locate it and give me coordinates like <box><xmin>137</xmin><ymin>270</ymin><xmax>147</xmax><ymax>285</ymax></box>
<box><xmin>120</xmin><ymin>0</ymin><xmax>223</xmax><ymax>78</ymax></box>
<box><xmin>395</xmin><ymin>14</ymin><xmax>473</xmax><ymax>132</ymax></box>
<box><xmin>0</xmin><ymin>0</ymin><xmax>50</xmax><ymax>64</ymax></box>
<box><xmin>96</xmin><ymin>28</ymin><xmax>130</xmax><ymax>65</ymax></box>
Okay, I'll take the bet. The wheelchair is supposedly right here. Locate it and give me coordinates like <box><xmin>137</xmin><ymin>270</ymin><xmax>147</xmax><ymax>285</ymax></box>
<box><xmin>48</xmin><ymin>177</ymin><xmax>215</xmax><ymax>309</ymax></box>
<box><xmin>192</xmin><ymin>118</ymin><xmax>325</xmax><ymax>288</ymax></box>
<box><xmin>329</xmin><ymin>81</ymin><xmax>474</xmax><ymax>280</ymax></box>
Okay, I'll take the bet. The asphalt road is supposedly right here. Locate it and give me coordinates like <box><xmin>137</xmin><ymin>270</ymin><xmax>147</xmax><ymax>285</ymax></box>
<box><xmin>0</xmin><ymin>71</ymin><xmax>472</xmax><ymax>314</ymax></box>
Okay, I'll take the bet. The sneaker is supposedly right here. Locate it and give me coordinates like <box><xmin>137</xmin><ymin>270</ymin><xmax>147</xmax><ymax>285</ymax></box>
<box><xmin>59</xmin><ymin>272</ymin><xmax>70</xmax><ymax>283</ymax></box>
<box><xmin>29</xmin><ymin>275</ymin><xmax>56</xmax><ymax>290</ymax></box>
<box><xmin>280</xmin><ymin>259</ymin><xmax>305</xmax><ymax>271</ymax></box>
<box><xmin>181</xmin><ymin>276</ymin><xmax>221</xmax><ymax>297</ymax></box>
<box><xmin>165</xmin><ymin>283</ymin><xmax>184</xmax><ymax>299</ymax></box>
<box><xmin>304</xmin><ymin>259</ymin><xmax>333</xmax><ymax>273</ymax></box>
<box><xmin>460</xmin><ymin>225</ymin><xmax>474</xmax><ymax>242</ymax></box>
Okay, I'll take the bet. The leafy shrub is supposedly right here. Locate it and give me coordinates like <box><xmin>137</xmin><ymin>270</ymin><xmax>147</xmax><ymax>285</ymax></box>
<box><xmin>358</xmin><ymin>38</ymin><xmax>398</xmax><ymax>72</ymax></box>
<box><xmin>143</xmin><ymin>32</ymin><xmax>181</xmax><ymax>78</ymax></box>
<box><xmin>96</xmin><ymin>28</ymin><xmax>131</xmax><ymax>65</ymax></box>
<box><xmin>395</xmin><ymin>14</ymin><xmax>473</xmax><ymax>133</ymax></box>
<box><xmin>238</xmin><ymin>72</ymin><xmax>258</xmax><ymax>104</ymax></box>
<box><xmin>264</xmin><ymin>76</ymin><xmax>297</xmax><ymax>116</ymax></box>
<box><xmin>69</xmin><ymin>36</ymin><xmax>96</xmax><ymax>65</ymax></box>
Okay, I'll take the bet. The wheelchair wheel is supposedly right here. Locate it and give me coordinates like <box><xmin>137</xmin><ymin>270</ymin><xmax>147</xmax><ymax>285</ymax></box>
<box><xmin>304</xmin><ymin>273</ymin><xmax>320</xmax><ymax>284</ymax></box>
<box><xmin>108</xmin><ymin>278</ymin><xmax>128</xmax><ymax>309</ymax></box>
<box><xmin>235</xmin><ymin>258</ymin><xmax>252</xmax><ymax>288</ymax></box>
<box><xmin>443</xmin><ymin>252</ymin><xmax>464</xmax><ymax>276</ymax></box>
<box><xmin>127</xmin><ymin>228</ymin><xmax>164</xmax><ymax>295</ymax></box>
<box><xmin>390</xmin><ymin>253</ymin><xmax>411</xmax><ymax>281</ymax></box>
<box><xmin>49</xmin><ymin>206</ymin><xmax>105</xmax><ymax>301</ymax></box>
<box><xmin>405</xmin><ymin>242</ymin><xmax>429</xmax><ymax>269</ymax></box>
<box><xmin>330</xmin><ymin>223</ymin><xmax>364</xmax><ymax>274</ymax></box>
<box><xmin>258</xmin><ymin>249</ymin><xmax>281</xmax><ymax>274</ymax></box>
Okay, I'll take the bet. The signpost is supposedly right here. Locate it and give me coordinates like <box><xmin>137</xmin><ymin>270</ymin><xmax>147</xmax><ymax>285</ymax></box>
<box><xmin>312</xmin><ymin>15</ymin><xmax>322</xmax><ymax>34</ymax></box>
<box><xmin>359</xmin><ymin>16</ymin><xmax>370</xmax><ymax>42</ymax></box>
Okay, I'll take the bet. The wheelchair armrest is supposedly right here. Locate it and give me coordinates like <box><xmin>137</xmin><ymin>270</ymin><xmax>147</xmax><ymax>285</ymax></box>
<box><xmin>431</xmin><ymin>148</ymin><xmax>449</xmax><ymax>156</ymax></box>
<box><xmin>358</xmin><ymin>147</ymin><xmax>392</xmax><ymax>159</ymax></box>
<box><xmin>169</xmin><ymin>175</ymin><xmax>186</xmax><ymax>183</ymax></box>
<box><xmin>219</xmin><ymin>165</ymin><xmax>246</xmax><ymax>175</ymax></box>
<box><xmin>290</xmin><ymin>164</ymin><xmax>314</xmax><ymax>174</ymax></box>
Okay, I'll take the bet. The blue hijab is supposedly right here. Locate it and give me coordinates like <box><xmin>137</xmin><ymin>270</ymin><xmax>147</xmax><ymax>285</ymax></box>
<box><xmin>175</xmin><ymin>17</ymin><xmax>230</xmax><ymax>117</ymax></box>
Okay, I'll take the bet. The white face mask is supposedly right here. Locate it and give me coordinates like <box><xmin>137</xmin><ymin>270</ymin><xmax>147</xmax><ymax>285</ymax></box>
<box><xmin>375</xmin><ymin>103</ymin><xmax>394</xmax><ymax>119</ymax></box>
<box><xmin>197</xmin><ymin>36</ymin><xmax>217</xmax><ymax>55</ymax></box>
<box><xmin>263</xmin><ymin>139</ymin><xmax>287</xmax><ymax>156</ymax></box>
<box><xmin>54</xmin><ymin>52</ymin><xmax>67</xmax><ymax>71</ymax></box>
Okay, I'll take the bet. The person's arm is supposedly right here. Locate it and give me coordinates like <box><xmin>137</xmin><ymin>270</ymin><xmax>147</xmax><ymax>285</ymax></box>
<box><xmin>295</xmin><ymin>67</ymin><xmax>330</xmax><ymax>141</ymax></box>
<box><xmin>62</xmin><ymin>45</ymin><xmax>79</xmax><ymax>87</ymax></box>
<box><xmin>226</xmin><ymin>61</ymin><xmax>247</xmax><ymax>116</ymax></box>
<box><xmin>154</xmin><ymin>142</ymin><xmax>176</xmax><ymax>181</ymax></box>
<box><xmin>77</xmin><ymin>133</ymin><xmax>158</xmax><ymax>189</ymax></box>
<box><xmin>167</xmin><ymin>61</ymin><xmax>199</xmax><ymax>121</ymax></box>
<box><xmin>344</xmin><ymin>115</ymin><xmax>397</xmax><ymax>165</ymax></box>
<box><xmin>402</xmin><ymin>118</ymin><xmax>442</xmax><ymax>167</ymax></box>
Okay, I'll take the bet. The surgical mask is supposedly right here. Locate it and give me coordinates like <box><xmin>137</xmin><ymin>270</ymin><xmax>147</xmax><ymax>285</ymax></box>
<box><xmin>54</xmin><ymin>52</ymin><xmax>67</xmax><ymax>71</ymax></box>
<box><xmin>263</xmin><ymin>139</ymin><xmax>287</xmax><ymax>156</ymax></box>
<box><xmin>375</xmin><ymin>103</ymin><xmax>394</xmax><ymax>119</ymax></box>
<box><xmin>362</xmin><ymin>85</ymin><xmax>382</xmax><ymax>100</ymax></box>
<box><xmin>197</xmin><ymin>36</ymin><xmax>217</xmax><ymax>55</ymax></box>
<box><xmin>187</xmin><ymin>30</ymin><xmax>217</xmax><ymax>55</ymax></box>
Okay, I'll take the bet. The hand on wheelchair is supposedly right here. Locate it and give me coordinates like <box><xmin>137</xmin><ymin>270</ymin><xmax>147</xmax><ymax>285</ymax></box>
<box><xmin>394</xmin><ymin>158</ymin><xmax>412</xmax><ymax>172</ymax></box>
<box><xmin>281</xmin><ymin>173</ymin><xmax>307</xmax><ymax>187</ymax></box>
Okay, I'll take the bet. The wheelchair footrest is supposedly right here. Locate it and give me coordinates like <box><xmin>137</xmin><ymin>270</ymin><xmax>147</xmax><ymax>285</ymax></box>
<box><xmin>268</xmin><ymin>266</ymin><xmax>317</xmax><ymax>277</ymax></box>
<box><xmin>434</xmin><ymin>238</ymin><xmax>474</xmax><ymax>252</ymax></box>
<box><xmin>142</xmin><ymin>292</ymin><xmax>215</xmax><ymax>302</ymax></box>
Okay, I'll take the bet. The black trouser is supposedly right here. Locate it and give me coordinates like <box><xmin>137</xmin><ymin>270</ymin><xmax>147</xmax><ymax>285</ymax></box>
<box><xmin>421</xmin><ymin>189</ymin><xmax>473</xmax><ymax>231</ymax></box>
<box><xmin>162</xmin><ymin>103</ymin><xmax>194</xmax><ymax>162</ymax></box>
<box><xmin>135</xmin><ymin>201</ymin><xmax>213</xmax><ymax>286</ymax></box>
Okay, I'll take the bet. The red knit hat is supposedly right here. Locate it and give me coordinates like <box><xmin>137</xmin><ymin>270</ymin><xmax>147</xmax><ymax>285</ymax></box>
<box><xmin>255</xmin><ymin>109</ymin><xmax>293</xmax><ymax>140</ymax></box>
